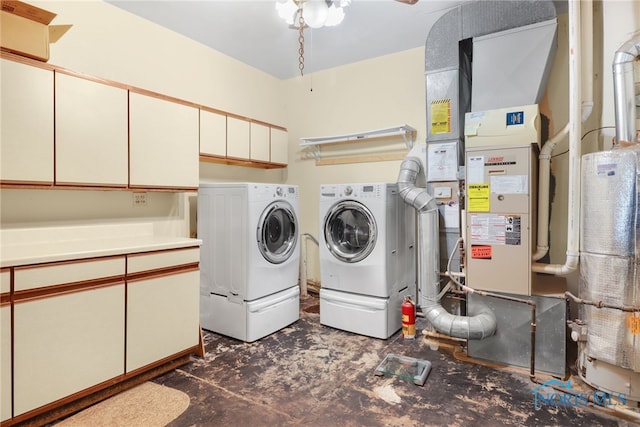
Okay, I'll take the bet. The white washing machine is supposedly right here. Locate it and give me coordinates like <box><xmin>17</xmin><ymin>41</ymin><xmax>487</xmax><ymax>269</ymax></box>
<box><xmin>198</xmin><ymin>183</ymin><xmax>300</xmax><ymax>342</ymax></box>
<box><xmin>318</xmin><ymin>183</ymin><xmax>416</xmax><ymax>339</ymax></box>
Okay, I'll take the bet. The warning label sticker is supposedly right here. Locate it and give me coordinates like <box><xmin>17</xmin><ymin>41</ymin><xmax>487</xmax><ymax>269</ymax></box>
<box><xmin>505</xmin><ymin>215</ymin><xmax>521</xmax><ymax>245</ymax></box>
<box><xmin>467</xmin><ymin>184</ymin><xmax>490</xmax><ymax>212</ymax></box>
<box><xmin>469</xmin><ymin>213</ymin><xmax>521</xmax><ymax>246</ymax></box>
<box><xmin>471</xmin><ymin>245</ymin><xmax>492</xmax><ymax>259</ymax></box>
<box><xmin>431</xmin><ymin>99</ymin><xmax>451</xmax><ymax>134</ymax></box>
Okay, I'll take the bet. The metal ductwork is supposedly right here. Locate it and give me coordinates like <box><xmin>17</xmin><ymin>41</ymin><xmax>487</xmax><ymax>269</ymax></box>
<box><xmin>425</xmin><ymin>0</ymin><xmax>558</xmax><ymax>143</ymax></box>
<box><xmin>613</xmin><ymin>36</ymin><xmax>640</xmax><ymax>145</ymax></box>
<box><xmin>397</xmin><ymin>151</ymin><xmax>496</xmax><ymax>340</ymax></box>
<box><xmin>398</xmin><ymin>0</ymin><xmax>559</xmax><ymax>340</ymax></box>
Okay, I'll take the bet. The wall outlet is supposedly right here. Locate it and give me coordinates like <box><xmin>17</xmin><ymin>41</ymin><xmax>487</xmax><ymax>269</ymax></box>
<box><xmin>132</xmin><ymin>192</ymin><xmax>147</xmax><ymax>207</ymax></box>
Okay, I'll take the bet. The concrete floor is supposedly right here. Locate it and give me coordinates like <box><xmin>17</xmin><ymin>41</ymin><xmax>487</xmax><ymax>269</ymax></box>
<box><xmin>152</xmin><ymin>294</ymin><xmax>635</xmax><ymax>427</ymax></box>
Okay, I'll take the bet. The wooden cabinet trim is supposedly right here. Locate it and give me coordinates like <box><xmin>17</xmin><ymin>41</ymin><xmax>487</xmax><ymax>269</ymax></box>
<box><xmin>126</xmin><ymin>264</ymin><xmax>199</xmax><ymax>283</ymax></box>
<box><xmin>1</xmin><ymin>51</ymin><xmax>287</xmax><ymax>132</ymax></box>
<box><xmin>13</xmin><ymin>278</ymin><xmax>125</xmax><ymax>303</ymax></box>
<box><xmin>14</xmin><ymin>255</ymin><xmax>125</xmax><ymax>273</ymax></box>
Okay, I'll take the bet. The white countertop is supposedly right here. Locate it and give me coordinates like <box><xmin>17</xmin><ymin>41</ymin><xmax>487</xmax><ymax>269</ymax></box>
<box><xmin>1</xmin><ymin>223</ymin><xmax>201</xmax><ymax>268</ymax></box>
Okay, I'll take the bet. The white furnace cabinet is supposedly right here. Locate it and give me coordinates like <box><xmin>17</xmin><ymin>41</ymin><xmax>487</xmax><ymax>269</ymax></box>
<box><xmin>129</xmin><ymin>92</ymin><xmax>199</xmax><ymax>189</ymax></box>
<box><xmin>465</xmin><ymin>145</ymin><xmax>537</xmax><ymax>296</ymax></box>
<box><xmin>0</xmin><ymin>58</ymin><xmax>54</xmax><ymax>184</ymax></box>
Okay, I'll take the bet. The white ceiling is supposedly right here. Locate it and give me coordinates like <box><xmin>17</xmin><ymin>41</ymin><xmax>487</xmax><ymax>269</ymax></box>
<box><xmin>105</xmin><ymin>0</ymin><xmax>471</xmax><ymax>80</ymax></box>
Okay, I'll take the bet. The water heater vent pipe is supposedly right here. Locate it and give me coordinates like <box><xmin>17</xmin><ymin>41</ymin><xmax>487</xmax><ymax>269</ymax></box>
<box><xmin>613</xmin><ymin>34</ymin><xmax>640</xmax><ymax>146</ymax></box>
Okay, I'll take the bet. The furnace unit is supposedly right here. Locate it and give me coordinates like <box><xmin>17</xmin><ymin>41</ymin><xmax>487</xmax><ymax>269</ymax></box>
<box><xmin>464</xmin><ymin>104</ymin><xmax>539</xmax><ymax>296</ymax></box>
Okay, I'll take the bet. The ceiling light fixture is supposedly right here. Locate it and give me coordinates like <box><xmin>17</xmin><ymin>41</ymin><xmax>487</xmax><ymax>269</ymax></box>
<box><xmin>276</xmin><ymin>0</ymin><xmax>351</xmax><ymax>76</ymax></box>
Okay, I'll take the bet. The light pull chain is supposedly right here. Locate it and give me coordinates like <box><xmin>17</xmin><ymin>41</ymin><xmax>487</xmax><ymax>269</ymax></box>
<box><xmin>298</xmin><ymin>3</ymin><xmax>305</xmax><ymax>76</ymax></box>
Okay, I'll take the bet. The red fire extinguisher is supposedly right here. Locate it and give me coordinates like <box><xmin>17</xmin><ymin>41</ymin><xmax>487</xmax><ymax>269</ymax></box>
<box><xmin>402</xmin><ymin>296</ymin><xmax>416</xmax><ymax>339</ymax></box>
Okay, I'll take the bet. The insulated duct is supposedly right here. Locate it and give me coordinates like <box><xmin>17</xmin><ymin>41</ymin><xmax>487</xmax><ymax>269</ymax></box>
<box><xmin>613</xmin><ymin>36</ymin><xmax>640</xmax><ymax>145</ymax></box>
<box><xmin>397</xmin><ymin>152</ymin><xmax>496</xmax><ymax>340</ymax></box>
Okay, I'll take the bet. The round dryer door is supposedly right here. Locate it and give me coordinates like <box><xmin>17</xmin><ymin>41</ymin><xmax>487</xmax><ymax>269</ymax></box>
<box><xmin>257</xmin><ymin>201</ymin><xmax>298</xmax><ymax>264</ymax></box>
<box><xmin>324</xmin><ymin>200</ymin><xmax>376</xmax><ymax>263</ymax></box>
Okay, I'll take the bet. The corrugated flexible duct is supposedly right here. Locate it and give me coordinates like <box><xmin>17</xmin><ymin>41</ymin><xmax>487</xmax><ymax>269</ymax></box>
<box><xmin>398</xmin><ymin>0</ymin><xmax>558</xmax><ymax>340</ymax></box>
<box><xmin>397</xmin><ymin>154</ymin><xmax>496</xmax><ymax>339</ymax></box>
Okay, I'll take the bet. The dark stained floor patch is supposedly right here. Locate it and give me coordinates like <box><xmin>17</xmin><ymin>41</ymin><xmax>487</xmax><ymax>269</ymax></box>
<box><xmin>153</xmin><ymin>294</ymin><xmax>635</xmax><ymax>426</ymax></box>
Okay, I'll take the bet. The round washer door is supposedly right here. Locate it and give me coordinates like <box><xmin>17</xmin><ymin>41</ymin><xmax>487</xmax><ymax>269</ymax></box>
<box><xmin>257</xmin><ymin>201</ymin><xmax>298</xmax><ymax>264</ymax></box>
<box><xmin>324</xmin><ymin>200</ymin><xmax>376</xmax><ymax>263</ymax></box>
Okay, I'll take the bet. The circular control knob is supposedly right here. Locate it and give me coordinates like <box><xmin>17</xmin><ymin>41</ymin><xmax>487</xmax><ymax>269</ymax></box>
<box><xmin>344</xmin><ymin>186</ymin><xmax>353</xmax><ymax>196</ymax></box>
<box><xmin>276</xmin><ymin>186</ymin><xmax>283</xmax><ymax>197</ymax></box>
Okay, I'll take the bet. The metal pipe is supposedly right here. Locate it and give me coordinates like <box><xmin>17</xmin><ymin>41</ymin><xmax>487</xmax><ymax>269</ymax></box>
<box><xmin>533</xmin><ymin>123</ymin><xmax>569</xmax><ymax>261</ymax></box>
<box><xmin>613</xmin><ymin>36</ymin><xmax>640</xmax><ymax>145</ymax></box>
<box><xmin>299</xmin><ymin>233</ymin><xmax>319</xmax><ymax>297</ymax></box>
<box><xmin>565</xmin><ymin>291</ymin><xmax>640</xmax><ymax>313</ymax></box>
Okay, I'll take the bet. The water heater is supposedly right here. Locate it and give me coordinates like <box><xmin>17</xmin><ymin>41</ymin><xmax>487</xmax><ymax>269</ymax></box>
<box><xmin>464</xmin><ymin>104</ymin><xmax>540</xmax><ymax>295</ymax></box>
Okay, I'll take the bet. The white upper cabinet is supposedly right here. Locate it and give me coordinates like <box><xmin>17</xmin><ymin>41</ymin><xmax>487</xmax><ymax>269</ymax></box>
<box><xmin>1</xmin><ymin>59</ymin><xmax>54</xmax><ymax>183</ymax></box>
<box><xmin>200</xmin><ymin>109</ymin><xmax>226</xmax><ymax>157</ymax></box>
<box><xmin>226</xmin><ymin>116</ymin><xmax>250</xmax><ymax>160</ymax></box>
<box><xmin>129</xmin><ymin>92</ymin><xmax>199</xmax><ymax>189</ymax></box>
<box><xmin>250</xmin><ymin>122</ymin><xmax>270</xmax><ymax>162</ymax></box>
<box><xmin>55</xmin><ymin>73</ymin><xmax>128</xmax><ymax>186</ymax></box>
<box><xmin>270</xmin><ymin>128</ymin><xmax>288</xmax><ymax>165</ymax></box>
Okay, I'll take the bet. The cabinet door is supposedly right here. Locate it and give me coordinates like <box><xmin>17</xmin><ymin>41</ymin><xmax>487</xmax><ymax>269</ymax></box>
<box><xmin>1</xmin><ymin>304</ymin><xmax>10</xmax><ymax>422</ymax></box>
<box><xmin>226</xmin><ymin>116</ymin><xmax>250</xmax><ymax>159</ymax></box>
<box><xmin>0</xmin><ymin>270</ymin><xmax>9</xmax><ymax>422</ymax></box>
<box><xmin>250</xmin><ymin>122</ymin><xmax>270</xmax><ymax>162</ymax></box>
<box><xmin>1</xmin><ymin>59</ymin><xmax>54</xmax><ymax>183</ymax></box>
<box><xmin>130</xmin><ymin>93</ymin><xmax>199</xmax><ymax>188</ymax></box>
<box><xmin>127</xmin><ymin>269</ymin><xmax>200</xmax><ymax>372</ymax></box>
<box><xmin>55</xmin><ymin>73</ymin><xmax>128</xmax><ymax>186</ymax></box>
<box><xmin>270</xmin><ymin>128</ymin><xmax>288</xmax><ymax>165</ymax></box>
<box><xmin>13</xmin><ymin>284</ymin><xmax>125</xmax><ymax>416</ymax></box>
<box><xmin>200</xmin><ymin>109</ymin><xmax>226</xmax><ymax>157</ymax></box>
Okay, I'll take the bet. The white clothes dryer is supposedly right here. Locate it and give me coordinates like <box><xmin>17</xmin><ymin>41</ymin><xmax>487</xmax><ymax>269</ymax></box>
<box><xmin>318</xmin><ymin>183</ymin><xmax>416</xmax><ymax>339</ymax></box>
<box><xmin>198</xmin><ymin>183</ymin><xmax>300</xmax><ymax>342</ymax></box>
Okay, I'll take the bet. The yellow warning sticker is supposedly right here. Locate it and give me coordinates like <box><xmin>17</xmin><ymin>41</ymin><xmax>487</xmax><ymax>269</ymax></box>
<box><xmin>467</xmin><ymin>184</ymin><xmax>490</xmax><ymax>212</ymax></box>
<box><xmin>626</xmin><ymin>313</ymin><xmax>640</xmax><ymax>334</ymax></box>
<box><xmin>431</xmin><ymin>99</ymin><xmax>451</xmax><ymax>134</ymax></box>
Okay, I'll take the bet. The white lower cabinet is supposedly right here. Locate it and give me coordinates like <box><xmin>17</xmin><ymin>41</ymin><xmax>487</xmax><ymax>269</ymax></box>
<box><xmin>126</xmin><ymin>269</ymin><xmax>200</xmax><ymax>372</ymax></box>
<box><xmin>1</xmin><ymin>304</ymin><xmax>11</xmax><ymax>422</ymax></box>
<box><xmin>13</xmin><ymin>284</ymin><xmax>125</xmax><ymax>416</ymax></box>
<box><xmin>5</xmin><ymin>246</ymin><xmax>200</xmax><ymax>422</ymax></box>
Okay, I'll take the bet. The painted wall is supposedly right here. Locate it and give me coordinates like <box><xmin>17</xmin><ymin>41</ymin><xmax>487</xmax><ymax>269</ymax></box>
<box><xmin>2</xmin><ymin>0</ymin><xmax>639</xmax><ymax>286</ymax></box>
<box><xmin>283</xmin><ymin>48</ymin><xmax>426</xmax><ymax>283</ymax></box>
